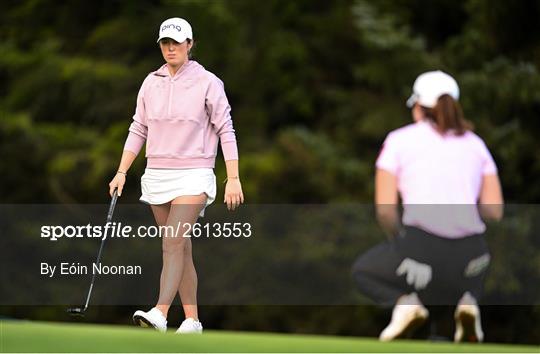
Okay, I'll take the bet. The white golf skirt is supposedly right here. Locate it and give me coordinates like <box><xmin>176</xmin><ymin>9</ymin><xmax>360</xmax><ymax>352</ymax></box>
<box><xmin>140</xmin><ymin>168</ymin><xmax>216</xmax><ymax>217</ymax></box>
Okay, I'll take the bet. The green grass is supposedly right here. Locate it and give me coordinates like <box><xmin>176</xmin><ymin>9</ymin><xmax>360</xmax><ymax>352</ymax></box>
<box><xmin>1</xmin><ymin>320</ymin><xmax>538</xmax><ymax>353</ymax></box>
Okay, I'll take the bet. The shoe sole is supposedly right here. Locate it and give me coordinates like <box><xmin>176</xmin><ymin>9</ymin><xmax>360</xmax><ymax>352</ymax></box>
<box><xmin>394</xmin><ymin>314</ymin><xmax>428</xmax><ymax>339</ymax></box>
<box><xmin>133</xmin><ymin>314</ymin><xmax>160</xmax><ymax>331</ymax></box>
<box><xmin>176</xmin><ymin>330</ymin><xmax>203</xmax><ymax>334</ymax></box>
<box><xmin>457</xmin><ymin>311</ymin><xmax>479</xmax><ymax>342</ymax></box>
<box><xmin>380</xmin><ymin>311</ymin><xmax>428</xmax><ymax>341</ymax></box>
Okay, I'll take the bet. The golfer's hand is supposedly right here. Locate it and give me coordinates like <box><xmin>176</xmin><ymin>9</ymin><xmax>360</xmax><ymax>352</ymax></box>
<box><xmin>396</xmin><ymin>258</ymin><xmax>432</xmax><ymax>290</ymax></box>
<box><xmin>224</xmin><ymin>178</ymin><xmax>244</xmax><ymax>211</ymax></box>
<box><xmin>108</xmin><ymin>173</ymin><xmax>126</xmax><ymax>197</ymax></box>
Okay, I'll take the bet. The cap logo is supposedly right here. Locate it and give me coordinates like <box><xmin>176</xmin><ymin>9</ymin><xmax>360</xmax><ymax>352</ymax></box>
<box><xmin>161</xmin><ymin>24</ymin><xmax>182</xmax><ymax>32</ymax></box>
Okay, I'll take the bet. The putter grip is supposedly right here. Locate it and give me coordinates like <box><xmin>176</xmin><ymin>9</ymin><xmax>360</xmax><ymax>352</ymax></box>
<box><xmin>107</xmin><ymin>189</ymin><xmax>118</xmax><ymax>223</ymax></box>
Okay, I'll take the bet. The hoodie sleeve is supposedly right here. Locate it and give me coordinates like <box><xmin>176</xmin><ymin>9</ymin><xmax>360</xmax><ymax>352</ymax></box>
<box><xmin>123</xmin><ymin>77</ymin><xmax>149</xmax><ymax>155</ymax></box>
<box><xmin>206</xmin><ymin>74</ymin><xmax>239</xmax><ymax>161</ymax></box>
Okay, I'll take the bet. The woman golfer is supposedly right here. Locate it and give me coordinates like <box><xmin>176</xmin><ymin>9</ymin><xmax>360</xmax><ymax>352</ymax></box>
<box><xmin>353</xmin><ymin>70</ymin><xmax>503</xmax><ymax>342</ymax></box>
<box><xmin>108</xmin><ymin>17</ymin><xmax>244</xmax><ymax>333</ymax></box>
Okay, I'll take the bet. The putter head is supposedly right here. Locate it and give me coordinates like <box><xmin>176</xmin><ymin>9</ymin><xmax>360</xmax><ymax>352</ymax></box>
<box><xmin>67</xmin><ymin>307</ymin><xmax>85</xmax><ymax>317</ymax></box>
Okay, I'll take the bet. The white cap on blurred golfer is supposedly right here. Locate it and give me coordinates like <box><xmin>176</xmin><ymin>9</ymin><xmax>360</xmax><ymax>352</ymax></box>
<box><xmin>157</xmin><ymin>18</ymin><xmax>193</xmax><ymax>43</ymax></box>
<box><xmin>406</xmin><ymin>70</ymin><xmax>460</xmax><ymax>108</ymax></box>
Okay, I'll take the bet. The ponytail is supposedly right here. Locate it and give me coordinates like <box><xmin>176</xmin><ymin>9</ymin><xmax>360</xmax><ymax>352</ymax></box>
<box><xmin>422</xmin><ymin>95</ymin><xmax>473</xmax><ymax>135</ymax></box>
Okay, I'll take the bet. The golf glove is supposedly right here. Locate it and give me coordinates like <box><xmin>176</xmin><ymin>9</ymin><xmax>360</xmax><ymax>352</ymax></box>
<box><xmin>396</xmin><ymin>258</ymin><xmax>432</xmax><ymax>290</ymax></box>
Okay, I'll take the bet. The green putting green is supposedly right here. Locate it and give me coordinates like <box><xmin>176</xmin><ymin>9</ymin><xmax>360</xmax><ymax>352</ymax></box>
<box><xmin>1</xmin><ymin>320</ymin><xmax>538</xmax><ymax>353</ymax></box>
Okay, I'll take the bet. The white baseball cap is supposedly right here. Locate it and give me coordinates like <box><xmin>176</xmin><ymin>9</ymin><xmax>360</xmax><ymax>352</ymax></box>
<box><xmin>157</xmin><ymin>18</ymin><xmax>193</xmax><ymax>43</ymax></box>
<box><xmin>406</xmin><ymin>70</ymin><xmax>460</xmax><ymax>108</ymax></box>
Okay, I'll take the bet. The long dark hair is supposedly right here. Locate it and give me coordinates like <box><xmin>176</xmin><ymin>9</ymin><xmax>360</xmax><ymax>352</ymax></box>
<box><xmin>187</xmin><ymin>39</ymin><xmax>195</xmax><ymax>59</ymax></box>
<box><xmin>422</xmin><ymin>94</ymin><xmax>473</xmax><ymax>135</ymax></box>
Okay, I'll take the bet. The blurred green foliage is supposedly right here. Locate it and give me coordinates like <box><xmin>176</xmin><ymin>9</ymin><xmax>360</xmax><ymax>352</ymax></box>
<box><xmin>1</xmin><ymin>0</ymin><xmax>539</xmax><ymax>344</ymax></box>
<box><xmin>2</xmin><ymin>0</ymin><xmax>539</xmax><ymax>203</ymax></box>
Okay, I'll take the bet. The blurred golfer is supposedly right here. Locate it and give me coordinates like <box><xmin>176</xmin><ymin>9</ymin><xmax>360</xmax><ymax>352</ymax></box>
<box><xmin>353</xmin><ymin>71</ymin><xmax>503</xmax><ymax>342</ymax></box>
<box><xmin>108</xmin><ymin>17</ymin><xmax>244</xmax><ymax>333</ymax></box>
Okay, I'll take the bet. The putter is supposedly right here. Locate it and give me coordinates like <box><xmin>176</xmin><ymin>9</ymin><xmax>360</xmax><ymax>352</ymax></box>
<box><xmin>67</xmin><ymin>189</ymin><xmax>119</xmax><ymax>317</ymax></box>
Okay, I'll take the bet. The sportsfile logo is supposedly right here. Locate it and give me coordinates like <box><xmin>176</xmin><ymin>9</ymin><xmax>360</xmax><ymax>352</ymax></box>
<box><xmin>41</xmin><ymin>222</ymin><xmax>252</xmax><ymax>241</ymax></box>
<box><xmin>161</xmin><ymin>24</ymin><xmax>182</xmax><ymax>32</ymax></box>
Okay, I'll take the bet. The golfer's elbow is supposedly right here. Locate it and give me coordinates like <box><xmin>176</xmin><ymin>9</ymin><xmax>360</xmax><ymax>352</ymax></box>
<box><xmin>479</xmin><ymin>174</ymin><xmax>504</xmax><ymax>222</ymax></box>
<box><xmin>376</xmin><ymin>208</ymin><xmax>395</xmax><ymax>224</ymax></box>
<box><xmin>375</xmin><ymin>205</ymin><xmax>400</xmax><ymax>235</ymax></box>
<box><xmin>480</xmin><ymin>203</ymin><xmax>504</xmax><ymax>222</ymax></box>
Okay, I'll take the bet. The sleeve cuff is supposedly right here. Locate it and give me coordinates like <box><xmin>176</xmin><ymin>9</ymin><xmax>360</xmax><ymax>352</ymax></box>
<box><xmin>123</xmin><ymin>132</ymin><xmax>146</xmax><ymax>155</ymax></box>
<box><xmin>221</xmin><ymin>140</ymin><xmax>239</xmax><ymax>161</ymax></box>
<box><xmin>483</xmin><ymin>165</ymin><xmax>498</xmax><ymax>175</ymax></box>
<box><xmin>375</xmin><ymin>161</ymin><xmax>398</xmax><ymax>176</ymax></box>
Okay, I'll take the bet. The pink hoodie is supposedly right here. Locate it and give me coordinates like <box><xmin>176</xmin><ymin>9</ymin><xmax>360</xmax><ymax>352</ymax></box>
<box><xmin>124</xmin><ymin>60</ymin><xmax>238</xmax><ymax>169</ymax></box>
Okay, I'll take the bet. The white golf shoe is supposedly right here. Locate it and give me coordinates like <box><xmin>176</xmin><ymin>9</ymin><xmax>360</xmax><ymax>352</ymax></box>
<box><xmin>176</xmin><ymin>317</ymin><xmax>203</xmax><ymax>334</ymax></box>
<box><xmin>454</xmin><ymin>292</ymin><xmax>484</xmax><ymax>343</ymax></box>
<box><xmin>133</xmin><ymin>308</ymin><xmax>167</xmax><ymax>332</ymax></box>
<box><xmin>379</xmin><ymin>293</ymin><xmax>429</xmax><ymax>341</ymax></box>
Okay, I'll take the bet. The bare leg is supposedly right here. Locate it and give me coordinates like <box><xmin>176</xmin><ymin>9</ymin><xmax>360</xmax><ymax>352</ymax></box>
<box><xmin>150</xmin><ymin>203</ymin><xmax>171</xmax><ymax>227</ymax></box>
<box><xmin>149</xmin><ymin>202</ymin><xmax>170</xmax><ymax>318</ymax></box>
<box><xmin>179</xmin><ymin>237</ymin><xmax>198</xmax><ymax>319</ymax></box>
<box><xmin>154</xmin><ymin>194</ymin><xmax>206</xmax><ymax>319</ymax></box>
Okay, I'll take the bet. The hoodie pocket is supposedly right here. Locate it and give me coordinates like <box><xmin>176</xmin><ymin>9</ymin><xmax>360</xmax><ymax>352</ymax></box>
<box><xmin>147</xmin><ymin>117</ymin><xmax>204</xmax><ymax>157</ymax></box>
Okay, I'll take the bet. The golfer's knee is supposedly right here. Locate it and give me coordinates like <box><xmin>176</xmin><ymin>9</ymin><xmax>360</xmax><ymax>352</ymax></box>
<box><xmin>183</xmin><ymin>239</ymin><xmax>193</xmax><ymax>254</ymax></box>
<box><xmin>162</xmin><ymin>237</ymin><xmax>187</xmax><ymax>254</ymax></box>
